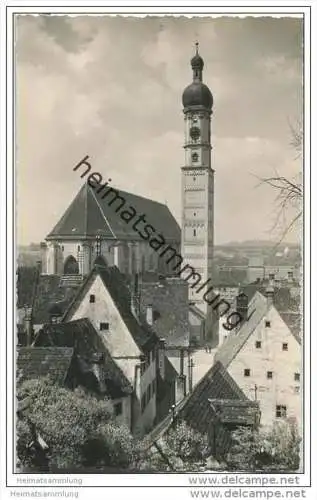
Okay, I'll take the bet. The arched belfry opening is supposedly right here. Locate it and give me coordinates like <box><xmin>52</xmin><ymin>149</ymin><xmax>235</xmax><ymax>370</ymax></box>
<box><xmin>63</xmin><ymin>255</ymin><xmax>79</xmax><ymax>275</ymax></box>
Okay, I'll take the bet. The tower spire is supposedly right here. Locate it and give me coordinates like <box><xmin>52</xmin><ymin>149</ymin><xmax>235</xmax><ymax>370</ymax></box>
<box><xmin>190</xmin><ymin>42</ymin><xmax>204</xmax><ymax>82</ymax></box>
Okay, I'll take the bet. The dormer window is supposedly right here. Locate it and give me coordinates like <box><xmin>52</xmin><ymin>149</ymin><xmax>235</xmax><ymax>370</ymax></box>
<box><xmin>100</xmin><ymin>322</ymin><xmax>109</xmax><ymax>331</ymax></box>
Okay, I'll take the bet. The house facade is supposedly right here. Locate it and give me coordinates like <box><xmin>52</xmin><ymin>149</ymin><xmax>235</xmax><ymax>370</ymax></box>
<box><xmin>214</xmin><ymin>291</ymin><xmax>302</xmax><ymax>429</ymax></box>
<box><xmin>62</xmin><ymin>263</ymin><xmax>161</xmax><ymax>436</ymax></box>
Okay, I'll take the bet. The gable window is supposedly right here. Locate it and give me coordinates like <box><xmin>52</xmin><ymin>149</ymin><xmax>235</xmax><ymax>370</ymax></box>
<box><xmin>255</xmin><ymin>341</ymin><xmax>262</xmax><ymax>349</ymax></box>
<box><xmin>276</xmin><ymin>405</ymin><xmax>287</xmax><ymax>418</ymax></box>
<box><xmin>244</xmin><ymin>369</ymin><xmax>251</xmax><ymax>377</ymax></box>
<box><xmin>114</xmin><ymin>402</ymin><xmax>122</xmax><ymax>416</ymax></box>
<box><xmin>89</xmin><ymin>294</ymin><xmax>95</xmax><ymax>303</ymax></box>
<box><xmin>267</xmin><ymin>371</ymin><xmax>273</xmax><ymax>379</ymax></box>
<box><xmin>100</xmin><ymin>322</ymin><xmax>109</xmax><ymax>331</ymax></box>
<box><xmin>282</xmin><ymin>343</ymin><xmax>288</xmax><ymax>351</ymax></box>
<box><xmin>265</xmin><ymin>320</ymin><xmax>271</xmax><ymax>328</ymax></box>
<box><xmin>294</xmin><ymin>373</ymin><xmax>300</xmax><ymax>381</ymax></box>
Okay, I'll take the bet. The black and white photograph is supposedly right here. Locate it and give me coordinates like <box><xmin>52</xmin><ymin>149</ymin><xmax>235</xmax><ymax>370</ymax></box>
<box><xmin>1</xmin><ymin>2</ymin><xmax>315</xmax><ymax>499</ymax></box>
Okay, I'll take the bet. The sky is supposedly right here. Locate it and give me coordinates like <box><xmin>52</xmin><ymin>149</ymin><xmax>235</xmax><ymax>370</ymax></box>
<box><xmin>15</xmin><ymin>15</ymin><xmax>303</xmax><ymax>245</ymax></box>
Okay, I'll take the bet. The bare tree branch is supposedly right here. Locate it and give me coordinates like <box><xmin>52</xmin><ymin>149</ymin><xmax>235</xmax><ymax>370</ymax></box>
<box><xmin>252</xmin><ymin>120</ymin><xmax>302</xmax><ymax>246</ymax></box>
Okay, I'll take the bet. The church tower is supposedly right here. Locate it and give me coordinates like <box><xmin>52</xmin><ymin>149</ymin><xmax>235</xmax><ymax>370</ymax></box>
<box><xmin>181</xmin><ymin>44</ymin><xmax>215</xmax><ymax>339</ymax></box>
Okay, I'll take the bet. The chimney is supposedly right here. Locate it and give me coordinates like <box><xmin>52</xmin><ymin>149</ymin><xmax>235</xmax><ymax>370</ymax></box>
<box><xmin>265</xmin><ymin>285</ymin><xmax>274</xmax><ymax>307</ymax></box>
<box><xmin>131</xmin><ymin>273</ymin><xmax>141</xmax><ymax>319</ymax></box>
<box><xmin>146</xmin><ymin>304</ymin><xmax>153</xmax><ymax>325</ymax></box>
<box><xmin>90</xmin><ymin>353</ymin><xmax>106</xmax><ymax>393</ymax></box>
<box><xmin>40</xmin><ymin>242</ymin><xmax>47</xmax><ymax>275</ymax></box>
<box><xmin>176</xmin><ymin>375</ymin><xmax>186</xmax><ymax>404</ymax></box>
<box><xmin>236</xmin><ymin>292</ymin><xmax>249</xmax><ymax>322</ymax></box>
<box><xmin>48</xmin><ymin>303</ymin><xmax>63</xmax><ymax>324</ymax></box>
<box><xmin>179</xmin><ymin>348</ymin><xmax>185</xmax><ymax>376</ymax></box>
<box><xmin>288</xmin><ymin>271</ymin><xmax>294</xmax><ymax>282</ymax></box>
<box><xmin>36</xmin><ymin>259</ymin><xmax>42</xmax><ymax>274</ymax></box>
<box><xmin>24</xmin><ymin>307</ymin><xmax>34</xmax><ymax>346</ymax></box>
<box><xmin>158</xmin><ymin>338</ymin><xmax>166</xmax><ymax>380</ymax></box>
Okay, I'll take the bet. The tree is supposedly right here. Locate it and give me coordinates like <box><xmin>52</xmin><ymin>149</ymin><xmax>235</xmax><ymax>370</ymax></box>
<box><xmin>226</xmin><ymin>426</ymin><xmax>260</xmax><ymax>471</ymax></box>
<box><xmin>227</xmin><ymin>419</ymin><xmax>301</xmax><ymax>472</ymax></box>
<box><xmin>255</xmin><ymin>122</ymin><xmax>303</xmax><ymax>246</ymax></box>
<box><xmin>17</xmin><ymin>377</ymin><xmax>138</xmax><ymax>471</ymax></box>
<box><xmin>165</xmin><ymin>421</ymin><xmax>210</xmax><ymax>464</ymax></box>
<box><xmin>137</xmin><ymin>422</ymin><xmax>210</xmax><ymax>472</ymax></box>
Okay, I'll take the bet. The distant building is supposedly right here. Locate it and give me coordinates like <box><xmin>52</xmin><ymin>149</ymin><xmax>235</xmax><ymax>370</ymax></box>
<box><xmin>214</xmin><ymin>290</ymin><xmax>302</xmax><ymax>429</ymax></box>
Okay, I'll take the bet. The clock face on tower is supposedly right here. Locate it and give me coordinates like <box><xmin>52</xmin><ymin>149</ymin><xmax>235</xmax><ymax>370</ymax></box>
<box><xmin>190</xmin><ymin>126</ymin><xmax>200</xmax><ymax>141</ymax></box>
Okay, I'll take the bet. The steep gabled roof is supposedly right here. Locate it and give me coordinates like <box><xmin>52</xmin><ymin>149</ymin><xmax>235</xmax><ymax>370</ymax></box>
<box><xmin>279</xmin><ymin>311</ymin><xmax>301</xmax><ymax>343</ymax></box>
<box><xmin>215</xmin><ymin>291</ymin><xmax>301</xmax><ymax>369</ymax></box>
<box><xmin>33</xmin><ymin>318</ymin><xmax>132</xmax><ymax>398</ymax></box>
<box><xmin>143</xmin><ymin>361</ymin><xmax>249</xmax><ymax>449</ymax></box>
<box><xmin>174</xmin><ymin>361</ymin><xmax>248</xmax><ymax>436</ymax></box>
<box><xmin>17</xmin><ymin>347</ymin><xmax>74</xmax><ymax>385</ymax></box>
<box><xmin>63</xmin><ymin>262</ymin><xmax>159</xmax><ymax>353</ymax></box>
<box><xmin>29</xmin><ymin>275</ymin><xmax>81</xmax><ymax>325</ymax></box>
<box><xmin>214</xmin><ymin>292</ymin><xmax>268</xmax><ymax>368</ymax></box>
<box><xmin>46</xmin><ymin>182</ymin><xmax>180</xmax><ymax>242</ymax></box>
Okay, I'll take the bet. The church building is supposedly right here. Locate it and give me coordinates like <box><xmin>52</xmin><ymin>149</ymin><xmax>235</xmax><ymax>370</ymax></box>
<box><xmin>41</xmin><ymin>183</ymin><xmax>180</xmax><ymax>279</ymax></box>
<box><xmin>37</xmin><ymin>44</ymin><xmax>217</xmax><ymax>344</ymax></box>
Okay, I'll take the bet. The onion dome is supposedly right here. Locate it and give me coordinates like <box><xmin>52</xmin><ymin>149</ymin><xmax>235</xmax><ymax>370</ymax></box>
<box><xmin>182</xmin><ymin>82</ymin><xmax>213</xmax><ymax>110</ymax></box>
<box><xmin>182</xmin><ymin>42</ymin><xmax>213</xmax><ymax>111</ymax></box>
<box><xmin>191</xmin><ymin>53</ymin><xmax>204</xmax><ymax>71</ymax></box>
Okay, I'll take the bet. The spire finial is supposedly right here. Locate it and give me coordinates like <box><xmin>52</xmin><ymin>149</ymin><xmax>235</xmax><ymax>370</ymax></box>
<box><xmin>195</xmin><ymin>41</ymin><xmax>199</xmax><ymax>55</ymax></box>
